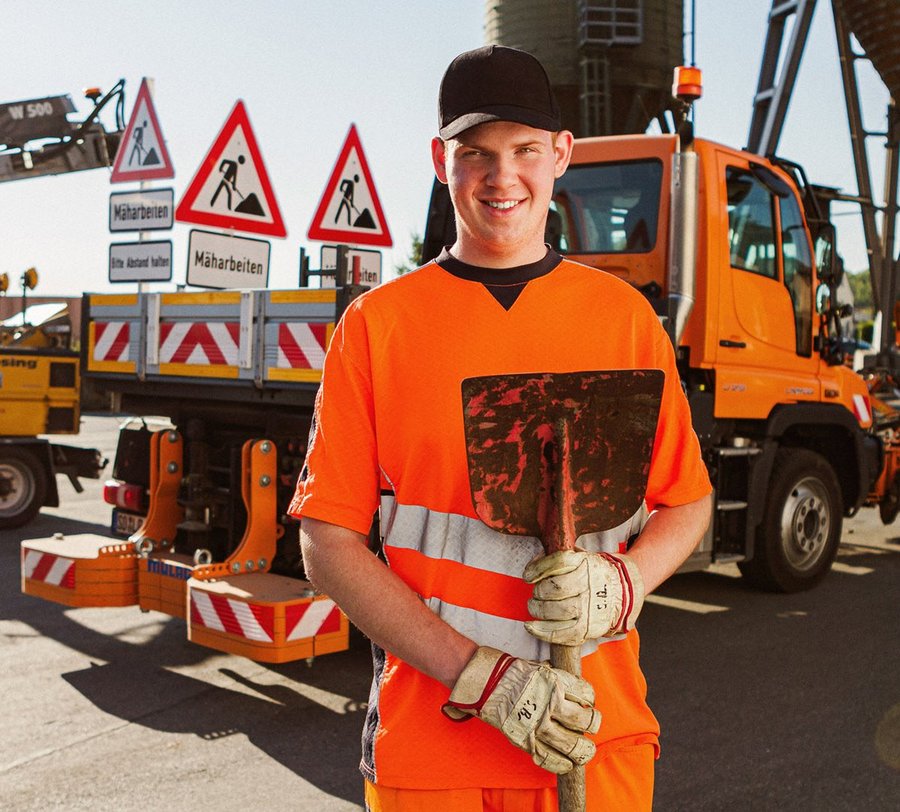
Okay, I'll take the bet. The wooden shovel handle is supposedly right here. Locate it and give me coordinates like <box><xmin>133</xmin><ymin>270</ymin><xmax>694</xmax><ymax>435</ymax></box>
<box><xmin>543</xmin><ymin>419</ymin><xmax>587</xmax><ymax>811</ymax></box>
<box><xmin>552</xmin><ymin>642</ymin><xmax>586</xmax><ymax>811</ymax></box>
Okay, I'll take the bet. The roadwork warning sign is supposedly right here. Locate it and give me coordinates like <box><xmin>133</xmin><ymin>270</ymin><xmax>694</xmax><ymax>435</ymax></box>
<box><xmin>175</xmin><ymin>101</ymin><xmax>286</xmax><ymax>238</ymax></box>
<box><xmin>110</xmin><ymin>78</ymin><xmax>175</xmax><ymax>183</ymax></box>
<box><xmin>307</xmin><ymin>124</ymin><xmax>392</xmax><ymax>247</ymax></box>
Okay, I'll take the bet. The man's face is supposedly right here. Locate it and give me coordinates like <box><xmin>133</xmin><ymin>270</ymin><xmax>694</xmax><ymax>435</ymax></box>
<box><xmin>432</xmin><ymin>121</ymin><xmax>573</xmax><ymax>267</ymax></box>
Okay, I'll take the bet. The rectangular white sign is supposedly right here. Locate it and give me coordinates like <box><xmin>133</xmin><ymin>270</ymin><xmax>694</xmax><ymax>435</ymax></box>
<box><xmin>109</xmin><ymin>188</ymin><xmax>174</xmax><ymax>232</ymax></box>
<box><xmin>186</xmin><ymin>229</ymin><xmax>270</xmax><ymax>289</ymax></box>
<box><xmin>109</xmin><ymin>240</ymin><xmax>173</xmax><ymax>282</ymax></box>
<box><xmin>320</xmin><ymin>245</ymin><xmax>381</xmax><ymax>287</ymax></box>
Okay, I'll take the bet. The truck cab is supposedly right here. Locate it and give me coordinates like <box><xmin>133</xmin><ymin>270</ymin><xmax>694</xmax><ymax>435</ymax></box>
<box><xmin>555</xmin><ymin>134</ymin><xmax>871</xmax><ymax>422</ymax></box>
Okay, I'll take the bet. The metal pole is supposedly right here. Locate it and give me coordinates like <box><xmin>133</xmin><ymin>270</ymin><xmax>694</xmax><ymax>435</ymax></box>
<box><xmin>878</xmin><ymin>101</ymin><xmax>900</xmax><ymax>357</ymax></box>
<box><xmin>832</xmin><ymin>0</ymin><xmax>883</xmax><ymax>303</ymax></box>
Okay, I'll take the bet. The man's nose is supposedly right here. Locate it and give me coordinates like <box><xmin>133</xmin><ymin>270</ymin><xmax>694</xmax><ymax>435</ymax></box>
<box><xmin>486</xmin><ymin>155</ymin><xmax>516</xmax><ymax>188</ymax></box>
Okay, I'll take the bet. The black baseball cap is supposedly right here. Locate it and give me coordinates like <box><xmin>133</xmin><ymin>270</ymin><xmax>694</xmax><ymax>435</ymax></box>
<box><xmin>438</xmin><ymin>45</ymin><xmax>561</xmax><ymax>139</ymax></box>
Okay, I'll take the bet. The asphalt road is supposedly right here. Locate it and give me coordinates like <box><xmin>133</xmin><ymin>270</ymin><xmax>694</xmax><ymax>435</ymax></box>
<box><xmin>1</xmin><ymin>414</ymin><xmax>898</xmax><ymax>810</ymax></box>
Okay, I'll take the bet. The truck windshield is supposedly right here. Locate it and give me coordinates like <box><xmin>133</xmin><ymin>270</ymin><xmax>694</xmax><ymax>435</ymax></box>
<box><xmin>549</xmin><ymin>159</ymin><xmax>663</xmax><ymax>254</ymax></box>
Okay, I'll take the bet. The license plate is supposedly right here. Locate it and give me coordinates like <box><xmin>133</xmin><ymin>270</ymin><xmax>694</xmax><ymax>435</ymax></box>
<box><xmin>112</xmin><ymin>509</ymin><xmax>145</xmax><ymax>538</ymax></box>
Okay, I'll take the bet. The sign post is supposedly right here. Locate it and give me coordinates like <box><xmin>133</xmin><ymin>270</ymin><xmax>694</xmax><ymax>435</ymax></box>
<box><xmin>107</xmin><ymin>77</ymin><xmax>175</xmax><ymax>289</ymax></box>
<box><xmin>319</xmin><ymin>244</ymin><xmax>381</xmax><ymax>286</ymax></box>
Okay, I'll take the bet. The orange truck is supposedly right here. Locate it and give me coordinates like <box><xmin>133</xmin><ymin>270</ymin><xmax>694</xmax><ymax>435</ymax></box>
<box><xmin>425</xmin><ymin>127</ymin><xmax>900</xmax><ymax>593</ymax></box>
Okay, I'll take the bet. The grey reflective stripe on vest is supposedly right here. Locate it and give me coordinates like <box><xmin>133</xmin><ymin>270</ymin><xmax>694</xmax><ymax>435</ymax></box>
<box><xmin>424</xmin><ymin>596</ymin><xmax>604</xmax><ymax>661</ymax></box>
<box><xmin>380</xmin><ymin>496</ymin><xmax>543</xmax><ymax>578</ymax></box>
<box><xmin>379</xmin><ymin>495</ymin><xmax>647</xmax><ymax>661</ymax></box>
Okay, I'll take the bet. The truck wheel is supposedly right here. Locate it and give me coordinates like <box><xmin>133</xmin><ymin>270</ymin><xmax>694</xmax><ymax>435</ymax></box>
<box><xmin>879</xmin><ymin>475</ymin><xmax>900</xmax><ymax>525</ymax></box>
<box><xmin>0</xmin><ymin>447</ymin><xmax>48</xmax><ymax>529</ymax></box>
<box><xmin>739</xmin><ymin>448</ymin><xmax>842</xmax><ymax>592</ymax></box>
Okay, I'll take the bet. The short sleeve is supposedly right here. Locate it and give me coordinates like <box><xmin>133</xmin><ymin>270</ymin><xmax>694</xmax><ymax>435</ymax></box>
<box><xmin>287</xmin><ymin>302</ymin><xmax>381</xmax><ymax>535</ymax></box>
<box><xmin>644</xmin><ymin>324</ymin><xmax>712</xmax><ymax>509</ymax></box>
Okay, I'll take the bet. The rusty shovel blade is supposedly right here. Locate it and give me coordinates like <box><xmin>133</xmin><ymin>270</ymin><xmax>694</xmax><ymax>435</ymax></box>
<box><xmin>461</xmin><ymin>370</ymin><xmax>664</xmax><ymax>551</ymax></box>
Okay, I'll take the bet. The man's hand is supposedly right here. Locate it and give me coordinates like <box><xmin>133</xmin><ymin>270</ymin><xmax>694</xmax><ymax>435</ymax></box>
<box><xmin>523</xmin><ymin>551</ymin><xmax>645</xmax><ymax>646</ymax></box>
<box><xmin>442</xmin><ymin>646</ymin><xmax>600</xmax><ymax>774</ymax></box>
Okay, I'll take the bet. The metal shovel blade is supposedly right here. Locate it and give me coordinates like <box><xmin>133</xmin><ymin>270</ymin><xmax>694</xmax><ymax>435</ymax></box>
<box><xmin>462</xmin><ymin>370</ymin><xmax>664</xmax><ymax>548</ymax></box>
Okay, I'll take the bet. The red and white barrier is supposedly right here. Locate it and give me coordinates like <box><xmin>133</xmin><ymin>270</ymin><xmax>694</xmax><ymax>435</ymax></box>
<box><xmin>93</xmin><ymin>322</ymin><xmax>130</xmax><ymax>362</ymax></box>
<box><xmin>285</xmin><ymin>598</ymin><xmax>341</xmax><ymax>641</ymax></box>
<box><xmin>159</xmin><ymin>322</ymin><xmax>240</xmax><ymax>366</ymax></box>
<box><xmin>190</xmin><ymin>590</ymin><xmax>274</xmax><ymax>642</ymax></box>
<box><xmin>22</xmin><ymin>549</ymin><xmax>75</xmax><ymax>589</ymax></box>
<box><xmin>276</xmin><ymin>323</ymin><xmax>328</xmax><ymax>369</ymax></box>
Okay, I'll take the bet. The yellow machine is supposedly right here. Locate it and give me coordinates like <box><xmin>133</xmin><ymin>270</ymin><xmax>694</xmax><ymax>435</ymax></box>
<box><xmin>1</xmin><ymin>273</ymin><xmax>105</xmax><ymax>527</ymax></box>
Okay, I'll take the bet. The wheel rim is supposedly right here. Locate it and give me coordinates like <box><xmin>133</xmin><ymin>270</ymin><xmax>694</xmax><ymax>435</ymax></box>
<box><xmin>0</xmin><ymin>461</ymin><xmax>36</xmax><ymax>517</ymax></box>
<box><xmin>778</xmin><ymin>476</ymin><xmax>832</xmax><ymax>572</ymax></box>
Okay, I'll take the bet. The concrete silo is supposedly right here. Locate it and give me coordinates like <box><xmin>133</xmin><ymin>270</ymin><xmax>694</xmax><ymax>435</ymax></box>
<box><xmin>484</xmin><ymin>0</ymin><xmax>684</xmax><ymax>137</ymax></box>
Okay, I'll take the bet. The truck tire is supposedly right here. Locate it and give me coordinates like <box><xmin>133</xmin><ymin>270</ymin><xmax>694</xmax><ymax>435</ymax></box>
<box><xmin>739</xmin><ymin>448</ymin><xmax>842</xmax><ymax>592</ymax></box>
<box><xmin>0</xmin><ymin>447</ymin><xmax>48</xmax><ymax>529</ymax></box>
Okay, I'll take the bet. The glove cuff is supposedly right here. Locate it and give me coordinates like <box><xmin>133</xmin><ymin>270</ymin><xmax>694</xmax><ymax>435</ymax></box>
<box><xmin>599</xmin><ymin>553</ymin><xmax>645</xmax><ymax>635</ymax></box>
<box><xmin>441</xmin><ymin>646</ymin><xmax>515</xmax><ymax>721</ymax></box>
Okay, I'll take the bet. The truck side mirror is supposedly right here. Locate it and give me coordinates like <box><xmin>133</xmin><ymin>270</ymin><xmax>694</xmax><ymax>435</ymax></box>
<box><xmin>815</xmin><ymin>282</ymin><xmax>832</xmax><ymax>315</ymax></box>
<box><xmin>814</xmin><ymin>224</ymin><xmax>841</xmax><ymax>287</ymax></box>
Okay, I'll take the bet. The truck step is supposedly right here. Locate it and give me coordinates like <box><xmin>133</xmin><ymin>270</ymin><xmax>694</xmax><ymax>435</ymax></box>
<box><xmin>712</xmin><ymin>553</ymin><xmax>746</xmax><ymax>564</ymax></box>
<box><xmin>717</xmin><ymin>499</ymin><xmax>749</xmax><ymax>511</ymax></box>
<box><xmin>715</xmin><ymin>446</ymin><xmax>762</xmax><ymax>457</ymax></box>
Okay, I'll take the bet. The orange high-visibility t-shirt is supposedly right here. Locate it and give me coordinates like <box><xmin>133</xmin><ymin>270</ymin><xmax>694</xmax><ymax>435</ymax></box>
<box><xmin>290</xmin><ymin>252</ymin><xmax>711</xmax><ymax>790</ymax></box>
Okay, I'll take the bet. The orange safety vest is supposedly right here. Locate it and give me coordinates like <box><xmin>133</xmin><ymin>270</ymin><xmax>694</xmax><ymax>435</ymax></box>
<box><xmin>291</xmin><ymin>254</ymin><xmax>711</xmax><ymax>789</ymax></box>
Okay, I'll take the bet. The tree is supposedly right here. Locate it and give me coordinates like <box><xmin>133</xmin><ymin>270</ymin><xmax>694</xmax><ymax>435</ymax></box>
<box><xmin>845</xmin><ymin>270</ymin><xmax>872</xmax><ymax>312</ymax></box>
<box><xmin>394</xmin><ymin>232</ymin><xmax>423</xmax><ymax>276</ymax></box>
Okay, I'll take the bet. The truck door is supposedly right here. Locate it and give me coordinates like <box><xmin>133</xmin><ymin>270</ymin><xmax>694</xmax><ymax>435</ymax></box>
<box><xmin>715</xmin><ymin>156</ymin><xmax>817</xmax><ymax>418</ymax></box>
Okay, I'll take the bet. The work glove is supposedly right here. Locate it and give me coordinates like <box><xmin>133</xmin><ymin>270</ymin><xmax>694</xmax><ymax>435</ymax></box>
<box><xmin>523</xmin><ymin>551</ymin><xmax>645</xmax><ymax>646</ymax></box>
<box><xmin>442</xmin><ymin>646</ymin><xmax>601</xmax><ymax>774</ymax></box>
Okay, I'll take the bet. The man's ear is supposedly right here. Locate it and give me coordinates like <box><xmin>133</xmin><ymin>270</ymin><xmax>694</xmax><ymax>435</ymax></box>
<box><xmin>431</xmin><ymin>137</ymin><xmax>449</xmax><ymax>184</ymax></box>
<box><xmin>553</xmin><ymin>130</ymin><xmax>575</xmax><ymax>179</ymax></box>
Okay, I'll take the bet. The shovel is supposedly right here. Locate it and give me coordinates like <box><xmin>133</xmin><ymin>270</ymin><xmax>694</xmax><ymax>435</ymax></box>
<box><xmin>461</xmin><ymin>369</ymin><xmax>664</xmax><ymax>812</ymax></box>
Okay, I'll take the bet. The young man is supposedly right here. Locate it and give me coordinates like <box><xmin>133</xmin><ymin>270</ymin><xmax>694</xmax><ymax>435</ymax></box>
<box><xmin>291</xmin><ymin>45</ymin><xmax>712</xmax><ymax>811</ymax></box>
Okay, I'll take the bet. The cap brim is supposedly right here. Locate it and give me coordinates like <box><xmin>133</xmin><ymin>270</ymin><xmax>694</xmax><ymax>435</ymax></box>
<box><xmin>439</xmin><ymin>106</ymin><xmax>561</xmax><ymax>139</ymax></box>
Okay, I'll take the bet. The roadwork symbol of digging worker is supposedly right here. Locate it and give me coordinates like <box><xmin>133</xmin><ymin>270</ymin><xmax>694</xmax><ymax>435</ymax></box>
<box><xmin>129</xmin><ymin>120</ymin><xmax>161</xmax><ymax>167</ymax></box>
<box><xmin>210</xmin><ymin>154</ymin><xmax>265</xmax><ymax>216</ymax></box>
<box><xmin>336</xmin><ymin>173</ymin><xmax>376</xmax><ymax>229</ymax></box>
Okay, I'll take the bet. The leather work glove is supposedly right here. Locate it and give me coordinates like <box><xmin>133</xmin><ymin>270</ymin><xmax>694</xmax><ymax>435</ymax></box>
<box><xmin>523</xmin><ymin>550</ymin><xmax>645</xmax><ymax>646</ymax></box>
<box><xmin>442</xmin><ymin>646</ymin><xmax>601</xmax><ymax>774</ymax></box>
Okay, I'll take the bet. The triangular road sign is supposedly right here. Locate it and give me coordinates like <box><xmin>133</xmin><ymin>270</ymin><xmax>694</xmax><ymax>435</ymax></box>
<box><xmin>110</xmin><ymin>77</ymin><xmax>175</xmax><ymax>183</ymax></box>
<box><xmin>175</xmin><ymin>100</ymin><xmax>287</xmax><ymax>238</ymax></box>
<box><xmin>308</xmin><ymin>124</ymin><xmax>392</xmax><ymax>247</ymax></box>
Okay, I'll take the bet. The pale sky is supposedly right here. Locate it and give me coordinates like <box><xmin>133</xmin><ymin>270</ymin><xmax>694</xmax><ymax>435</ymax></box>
<box><xmin>0</xmin><ymin>0</ymin><xmax>890</xmax><ymax>297</ymax></box>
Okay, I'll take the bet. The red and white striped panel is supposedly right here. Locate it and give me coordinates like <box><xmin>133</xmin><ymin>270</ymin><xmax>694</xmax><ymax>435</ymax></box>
<box><xmin>276</xmin><ymin>323</ymin><xmax>328</xmax><ymax>370</ymax></box>
<box><xmin>285</xmin><ymin>598</ymin><xmax>341</xmax><ymax>641</ymax></box>
<box><xmin>159</xmin><ymin>322</ymin><xmax>239</xmax><ymax>366</ymax></box>
<box><xmin>852</xmin><ymin>394</ymin><xmax>871</xmax><ymax>425</ymax></box>
<box><xmin>190</xmin><ymin>590</ymin><xmax>275</xmax><ymax>642</ymax></box>
<box><xmin>93</xmin><ymin>322</ymin><xmax>130</xmax><ymax>362</ymax></box>
<box><xmin>22</xmin><ymin>549</ymin><xmax>75</xmax><ymax>589</ymax></box>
